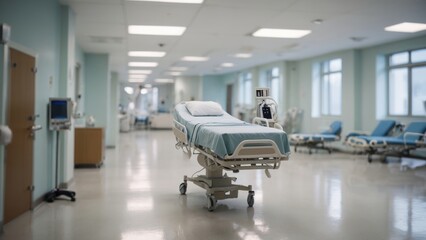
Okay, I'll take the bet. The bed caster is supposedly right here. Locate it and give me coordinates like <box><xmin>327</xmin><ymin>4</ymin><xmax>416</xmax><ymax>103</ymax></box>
<box><xmin>207</xmin><ymin>194</ymin><xmax>217</xmax><ymax>212</ymax></box>
<box><xmin>179</xmin><ymin>182</ymin><xmax>187</xmax><ymax>195</ymax></box>
<box><xmin>247</xmin><ymin>191</ymin><xmax>255</xmax><ymax>207</ymax></box>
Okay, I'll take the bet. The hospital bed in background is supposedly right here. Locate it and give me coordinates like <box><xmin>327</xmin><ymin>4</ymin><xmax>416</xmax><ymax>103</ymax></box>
<box><xmin>344</xmin><ymin>120</ymin><xmax>397</xmax><ymax>142</ymax></box>
<box><xmin>290</xmin><ymin>121</ymin><xmax>342</xmax><ymax>154</ymax></box>
<box><xmin>173</xmin><ymin>101</ymin><xmax>290</xmax><ymax>211</ymax></box>
<box><xmin>347</xmin><ymin>122</ymin><xmax>426</xmax><ymax>162</ymax></box>
<box><xmin>149</xmin><ymin>112</ymin><xmax>173</xmax><ymax>129</ymax></box>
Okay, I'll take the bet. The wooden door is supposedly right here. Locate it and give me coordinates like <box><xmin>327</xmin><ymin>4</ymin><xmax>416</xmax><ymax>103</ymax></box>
<box><xmin>4</xmin><ymin>48</ymin><xmax>36</xmax><ymax>223</ymax></box>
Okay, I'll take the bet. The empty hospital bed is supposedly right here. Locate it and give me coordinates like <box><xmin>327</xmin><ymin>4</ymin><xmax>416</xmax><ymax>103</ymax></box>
<box><xmin>347</xmin><ymin>122</ymin><xmax>426</xmax><ymax>162</ymax></box>
<box><xmin>290</xmin><ymin>121</ymin><xmax>342</xmax><ymax>154</ymax></box>
<box><xmin>173</xmin><ymin>101</ymin><xmax>290</xmax><ymax>211</ymax></box>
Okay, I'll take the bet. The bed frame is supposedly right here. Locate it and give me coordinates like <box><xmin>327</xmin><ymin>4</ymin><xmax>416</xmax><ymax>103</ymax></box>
<box><xmin>173</xmin><ymin>120</ymin><xmax>289</xmax><ymax>211</ymax></box>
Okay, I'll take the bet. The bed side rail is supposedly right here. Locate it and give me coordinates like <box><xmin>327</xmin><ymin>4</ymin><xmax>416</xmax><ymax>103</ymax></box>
<box><xmin>404</xmin><ymin>132</ymin><xmax>426</xmax><ymax>148</ymax></box>
<box><xmin>173</xmin><ymin>119</ymin><xmax>188</xmax><ymax>145</ymax></box>
<box><xmin>226</xmin><ymin>139</ymin><xmax>289</xmax><ymax>159</ymax></box>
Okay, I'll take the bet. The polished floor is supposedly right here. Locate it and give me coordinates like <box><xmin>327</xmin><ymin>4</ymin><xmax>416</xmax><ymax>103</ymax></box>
<box><xmin>2</xmin><ymin>130</ymin><xmax>426</xmax><ymax>240</ymax></box>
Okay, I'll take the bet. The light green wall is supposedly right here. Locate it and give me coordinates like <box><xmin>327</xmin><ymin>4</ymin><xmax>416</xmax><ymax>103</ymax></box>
<box><xmin>107</xmin><ymin>72</ymin><xmax>119</xmax><ymax>147</ymax></box>
<box><xmin>84</xmin><ymin>53</ymin><xmax>110</xmax><ymax>130</ymax></box>
<box><xmin>75</xmin><ymin>44</ymin><xmax>85</xmax><ymax>116</ymax></box>
<box><xmin>202</xmin><ymin>75</ymin><xmax>227</xmax><ymax>109</ymax></box>
<box><xmin>0</xmin><ymin>0</ymin><xmax>62</xmax><ymax>226</ymax></box>
<box><xmin>175</xmin><ymin>76</ymin><xmax>202</xmax><ymax>103</ymax></box>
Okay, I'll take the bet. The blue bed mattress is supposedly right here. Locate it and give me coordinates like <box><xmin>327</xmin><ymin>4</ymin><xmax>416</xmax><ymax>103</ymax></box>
<box><xmin>173</xmin><ymin>103</ymin><xmax>291</xmax><ymax>158</ymax></box>
<box><xmin>293</xmin><ymin>133</ymin><xmax>339</xmax><ymax>142</ymax></box>
<box><xmin>356</xmin><ymin>136</ymin><xmax>418</xmax><ymax>146</ymax></box>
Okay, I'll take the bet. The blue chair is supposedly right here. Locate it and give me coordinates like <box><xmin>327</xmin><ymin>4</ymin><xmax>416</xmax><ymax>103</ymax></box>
<box><xmin>345</xmin><ymin>120</ymin><xmax>396</xmax><ymax>142</ymax></box>
<box><xmin>290</xmin><ymin>121</ymin><xmax>342</xmax><ymax>154</ymax></box>
<box><xmin>348</xmin><ymin>122</ymin><xmax>426</xmax><ymax>162</ymax></box>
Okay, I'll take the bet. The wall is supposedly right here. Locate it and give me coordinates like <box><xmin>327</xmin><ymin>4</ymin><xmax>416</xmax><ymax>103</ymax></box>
<box><xmin>107</xmin><ymin>72</ymin><xmax>119</xmax><ymax>148</ymax></box>
<box><xmin>202</xmin><ymin>75</ymin><xmax>227</xmax><ymax>109</ymax></box>
<box><xmin>75</xmin><ymin>45</ymin><xmax>85</xmax><ymax>116</ymax></box>
<box><xmin>84</xmin><ymin>53</ymin><xmax>110</xmax><ymax>130</ymax></box>
<box><xmin>0</xmin><ymin>0</ymin><xmax>62</xmax><ymax>226</ymax></box>
<box><xmin>157</xmin><ymin>84</ymin><xmax>175</xmax><ymax>112</ymax></box>
<box><xmin>174</xmin><ymin>76</ymin><xmax>202</xmax><ymax>103</ymax></box>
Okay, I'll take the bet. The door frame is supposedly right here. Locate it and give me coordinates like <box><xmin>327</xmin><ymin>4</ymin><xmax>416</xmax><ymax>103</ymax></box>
<box><xmin>1</xmin><ymin>42</ymin><xmax>38</xmax><ymax>226</ymax></box>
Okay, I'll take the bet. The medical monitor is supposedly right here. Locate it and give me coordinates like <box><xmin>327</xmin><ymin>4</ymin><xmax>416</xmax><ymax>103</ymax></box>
<box><xmin>49</xmin><ymin>98</ymin><xmax>72</xmax><ymax>130</ymax></box>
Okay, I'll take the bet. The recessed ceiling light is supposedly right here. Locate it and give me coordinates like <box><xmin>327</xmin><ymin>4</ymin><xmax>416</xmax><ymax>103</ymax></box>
<box><xmin>128</xmin><ymin>62</ymin><xmax>158</xmax><ymax>67</ymax></box>
<box><xmin>128</xmin><ymin>74</ymin><xmax>147</xmax><ymax>79</ymax></box>
<box><xmin>221</xmin><ymin>63</ymin><xmax>234</xmax><ymax>67</ymax></box>
<box><xmin>385</xmin><ymin>22</ymin><xmax>426</xmax><ymax>33</ymax></box>
<box><xmin>128</xmin><ymin>70</ymin><xmax>152</xmax><ymax>74</ymax></box>
<box><xmin>128</xmin><ymin>25</ymin><xmax>186</xmax><ymax>36</ymax></box>
<box><xmin>181</xmin><ymin>56</ymin><xmax>209</xmax><ymax>61</ymax></box>
<box><xmin>128</xmin><ymin>51</ymin><xmax>166</xmax><ymax>57</ymax></box>
<box><xmin>253</xmin><ymin>28</ymin><xmax>311</xmax><ymax>38</ymax></box>
<box><xmin>128</xmin><ymin>0</ymin><xmax>203</xmax><ymax>3</ymax></box>
<box><xmin>234</xmin><ymin>53</ymin><xmax>252</xmax><ymax>58</ymax></box>
<box><xmin>170</xmin><ymin>67</ymin><xmax>188</xmax><ymax>71</ymax></box>
<box><xmin>155</xmin><ymin>78</ymin><xmax>174</xmax><ymax>83</ymax></box>
<box><xmin>129</xmin><ymin>79</ymin><xmax>145</xmax><ymax>83</ymax></box>
<box><xmin>167</xmin><ymin>72</ymin><xmax>182</xmax><ymax>76</ymax></box>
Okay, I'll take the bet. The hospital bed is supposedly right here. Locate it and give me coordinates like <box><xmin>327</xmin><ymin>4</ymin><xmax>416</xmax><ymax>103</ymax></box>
<box><xmin>347</xmin><ymin>122</ymin><xmax>426</xmax><ymax>162</ymax></box>
<box><xmin>290</xmin><ymin>121</ymin><xmax>342</xmax><ymax>154</ymax></box>
<box><xmin>344</xmin><ymin>120</ymin><xmax>396</xmax><ymax>142</ymax></box>
<box><xmin>173</xmin><ymin>101</ymin><xmax>290</xmax><ymax>211</ymax></box>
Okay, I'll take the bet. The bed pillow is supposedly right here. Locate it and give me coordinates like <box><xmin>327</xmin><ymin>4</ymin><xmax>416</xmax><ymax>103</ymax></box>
<box><xmin>185</xmin><ymin>101</ymin><xmax>224</xmax><ymax>116</ymax></box>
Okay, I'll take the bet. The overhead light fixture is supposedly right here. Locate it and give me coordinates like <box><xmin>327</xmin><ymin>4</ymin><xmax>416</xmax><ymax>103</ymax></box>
<box><xmin>128</xmin><ymin>74</ymin><xmax>147</xmax><ymax>79</ymax></box>
<box><xmin>252</xmin><ymin>28</ymin><xmax>311</xmax><ymax>38</ymax></box>
<box><xmin>167</xmin><ymin>71</ymin><xmax>182</xmax><ymax>76</ymax></box>
<box><xmin>234</xmin><ymin>53</ymin><xmax>252</xmax><ymax>58</ymax></box>
<box><xmin>124</xmin><ymin>87</ymin><xmax>134</xmax><ymax>95</ymax></box>
<box><xmin>129</xmin><ymin>79</ymin><xmax>146</xmax><ymax>83</ymax></box>
<box><xmin>181</xmin><ymin>56</ymin><xmax>209</xmax><ymax>62</ymax></box>
<box><xmin>385</xmin><ymin>22</ymin><xmax>426</xmax><ymax>33</ymax></box>
<box><xmin>128</xmin><ymin>69</ymin><xmax>152</xmax><ymax>74</ymax></box>
<box><xmin>128</xmin><ymin>0</ymin><xmax>203</xmax><ymax>3</ymax></box>
<box><xmin>169</xmin><ymin>67</ymin><xmax>188</xmax><ymax>71</ymax></box>
<box><xmin>144</xmin><ymin>84</ymin><xmax>153</xmax><ymax>88</ymax></box>
<box><xmin>221</xmin><ymin>63</ymin><xmax>234</xmax><ymax>67</ymax></box>
<box><xmin>155</xmin><ymin>78</ymin><xmax>174</xmax><ymax>83</ymax></box>
<box><xmin>128</xmin><ymin>51</ymin><xmax>166</xmax><ymax>57</ymax></box>
<box><xmin>128</xmin><ymin>25</ymin><xmax>186</xmax><ymax>36</ymax></box>
<box><xmin>128</xmin><ymin>62</ymin><xmax>158</xmax><ymax>67</ymax></box>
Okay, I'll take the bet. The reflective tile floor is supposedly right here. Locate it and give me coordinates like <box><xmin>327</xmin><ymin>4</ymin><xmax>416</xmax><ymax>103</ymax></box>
<box><xmin>2</xmin><ymin>130</ymin><xmax>426</xmax><ymax>240</ymax></box>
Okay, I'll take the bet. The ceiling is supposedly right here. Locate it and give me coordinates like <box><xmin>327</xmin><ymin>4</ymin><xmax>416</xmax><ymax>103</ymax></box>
<box><xmin>61</xmin><ymin>0</ymin><xmax>426</xmax><ymax>83</ymax></box>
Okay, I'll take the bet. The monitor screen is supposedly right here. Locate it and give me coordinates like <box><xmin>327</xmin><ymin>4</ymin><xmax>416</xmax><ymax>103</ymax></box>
<box><xmin>50</xmin><ymin>100</ymin><xmax>68</xmax><ymax>120</ymax></box>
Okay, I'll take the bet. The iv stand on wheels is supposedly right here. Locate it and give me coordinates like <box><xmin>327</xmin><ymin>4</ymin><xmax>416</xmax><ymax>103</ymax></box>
<box><xmin>44</xmin><ymin>98</ymin><xmax>76</xmax><ymax>202</ymax></box>
<box><xmin>44</xmin><ymin>130</ymin><xmax>76</xmax><ymax>202</ymax></box>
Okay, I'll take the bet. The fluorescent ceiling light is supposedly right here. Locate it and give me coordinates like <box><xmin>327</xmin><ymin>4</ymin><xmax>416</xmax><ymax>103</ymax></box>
<box><xmin>234</xmin><ymin>53</ymin><xmax>252</xmax><ymax>58</ymax></box>
<box><xmin>128</xmin><ymin>51</ymin><xmax>166</xmax><ymax>57</ymax></box>
<box><xmin>181</xmin><ymin>56</ymin><xmax>209</xmax><ymax>62</ymax></box>
<box><xmin>155</xmin><ymin>78</ymin><xmax>174</xmax><ymax>83</ymax></box>
<box><xmin>128</xmin><ymin>74</ymin><xmax>147</xmax><ymax>79</ymax></box>
<box><xmin>128</xmin><ymin>70</ymin><xmax>152</xmax><ymax>74</ymax></box>
<box><xmin>128</xmin><ymin>62</ymin><xmax>158</xmax><ymax>67</ymax></box>
<box><xmin>128</xmin><ymin>0</ymin><xmax>203</xmax><ymax>3</ymax></box>
<box><xmin>385</xmin><ymin>22</ymin><xmax>426</xmax><ymax>33</ymax></box>
<box><xmin>124</xmin><ymin>87</ymin><xmax>134</xmax><ymax>95</ymax></box>
<box><xmin>167</xmin><ymin>72</ymin><xmax>182</xmax><ymax>76</ymax></box>
<box><xmin>129</xmin><ymin>79</ymin><xmax>145</xmax><ymax>83</ymax></box>
<box><xmin>221</xmin><ymin>63</ymin><xmax>234</xmax><ymax>67</ymax></box>
<box><xmin>170</xmin><ymin>67</ymin><xmax>188</xmax><ymax>71</ymax></box>
<box><xmin>144</xmin><ymin>84</ymin><xmax>153</xmax><ymax>88</ymax></box>
<box><xmin>128</xmin><ymin>25</ymin><xmax>186</xmax><ymax>36</ymax></box>
<box><xmin>253</xmin><ymin>28</ymin><xmax>311</xmax><ymax>38</ymax></box>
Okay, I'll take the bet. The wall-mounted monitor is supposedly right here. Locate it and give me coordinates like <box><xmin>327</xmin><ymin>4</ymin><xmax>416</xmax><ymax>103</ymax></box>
<box><xmin>49</xmin><ymin>98</ymin><xmax>72</xmax><ymax>130</ymax></box>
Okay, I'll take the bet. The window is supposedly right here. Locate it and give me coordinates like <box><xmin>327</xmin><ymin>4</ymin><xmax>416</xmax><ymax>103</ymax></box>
<box><xmin>239</xmin><ymin>72</ymin><xmax>252</xmax><ymax>105</ymax></box>
<box><xmin>387</xmin><ymin>48</ymin><xmax>426</xmax><ymax>116</ymax></box>
<box><xmin>312</xmin><ymin>58</ymin><xmax>342</xmax><ymax>117</ymax></box>
<box><xmin>266</xmin><ymin>67</ymin><xmax>280</xmax><ymax>101</ymax></box>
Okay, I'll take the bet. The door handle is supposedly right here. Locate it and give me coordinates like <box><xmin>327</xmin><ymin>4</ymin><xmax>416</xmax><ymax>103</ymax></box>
<box><xmin>31</xmin><ymin>125</ymin><xmax>42</xmax><ymax>132</ymax></box>
<box><xmin>28</xmin><ymin>114</ymin><xmax>40</xmax><ymax>121</ymax></box>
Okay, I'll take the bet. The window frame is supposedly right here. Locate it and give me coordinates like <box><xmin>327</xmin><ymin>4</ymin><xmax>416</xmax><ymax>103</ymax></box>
<box><xmin>319</xmin><ymin>58</ymin><xmax>342</xmax><ymax>116</ymax></box>
<box><xmin>239</xmin><ymin>72</ymin><xmax>253</xmax><ymax>106</ymax></box>
<box><xmin>386</xmin><ymin>48</ymin><xmax>426</xmax><ymax>117</ymax></box>
<box><xmin>265</xmin><ymin>67</ymin><xmax>280</xmax><ymax>102</ymax></box>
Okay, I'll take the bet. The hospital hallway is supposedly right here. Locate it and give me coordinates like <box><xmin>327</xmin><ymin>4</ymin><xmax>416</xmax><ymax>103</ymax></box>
<box><xmin>1</xmin><ymin>130</ymin><xmax>426</xmax><ymax>240</ymax></box>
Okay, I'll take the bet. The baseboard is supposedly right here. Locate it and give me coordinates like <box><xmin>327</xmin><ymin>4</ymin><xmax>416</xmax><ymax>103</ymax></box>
<box><xmin>32</xmin><ymin>194</ymin><xmax>46</xmax><ymax>210</ymax></box>
<box><xmin>59</xmin><ymin>176</ymin><xmax>74</xmax><ymax>189</ymax></box>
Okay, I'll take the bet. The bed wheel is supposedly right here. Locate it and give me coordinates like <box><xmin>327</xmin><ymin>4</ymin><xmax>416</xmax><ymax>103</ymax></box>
<box><xmin>207</xmin><ymin>195</ymin><xmax>217</xmax><ymax>212</ymax></box>
<box><xmin>247</xmin><ymin>191</ymin><xmax>255</xmax><ymax>207</ymax></box>
<box><xmin>179</xmin><ymin>183</ymin><xmax>187</xmax><ymax>195</ymax></box>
